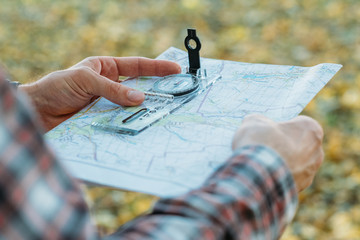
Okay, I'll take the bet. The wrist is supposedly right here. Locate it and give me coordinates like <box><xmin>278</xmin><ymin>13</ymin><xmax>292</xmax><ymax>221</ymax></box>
<box><xmin>19</xmin><ymin>82</ymin><xmax>40</xmax><ymax>101</ymax></box>
<box><xmin>19</xmin><ymin>82</ymin><xmax>52</xmax><ymax>131</ymax></box>
<box><xmin>18</xmin><ymin>82</ymin><xmax>45</xmax><ymax>114</ymax></box>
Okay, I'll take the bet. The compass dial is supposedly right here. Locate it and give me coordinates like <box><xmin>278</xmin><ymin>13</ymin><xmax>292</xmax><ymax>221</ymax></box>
<box><xmin>153</xmin><ymin>74</ymin><xmax>200</xmax><ymax>96</ymax></box>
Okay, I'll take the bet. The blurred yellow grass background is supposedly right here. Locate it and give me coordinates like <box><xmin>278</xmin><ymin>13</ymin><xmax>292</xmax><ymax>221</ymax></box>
<box><xmin>1</xmin><ymin>0</ymin><xmax>360</xmax><ymax>239</ymax></box>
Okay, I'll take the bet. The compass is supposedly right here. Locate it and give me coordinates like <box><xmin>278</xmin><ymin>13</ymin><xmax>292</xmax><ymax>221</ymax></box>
<box><xmin>92</xmin><ymin>29</ymin><xmax>222</xmax><ymax>136</ymax></box>
<box><xmin>153</xmin><ymin>74</ymin><xmax>200</xmax><ymax>96</ymax></box>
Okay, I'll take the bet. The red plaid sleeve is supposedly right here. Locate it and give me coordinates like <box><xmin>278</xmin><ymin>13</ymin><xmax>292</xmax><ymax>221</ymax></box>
<box><xmin>110</xmin><ymin>146</ymin><xmax>298</xmax><ymax>240</ymax></box>
<box><xmin>0</xmin><ymin>76</ymin><xmax>98</xmax><ymax>239</ymax></box>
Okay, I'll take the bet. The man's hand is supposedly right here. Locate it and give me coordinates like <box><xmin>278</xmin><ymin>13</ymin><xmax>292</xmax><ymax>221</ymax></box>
<box><xmin>19</xmin><ymin>57</ymin><xmax>181</xmax><ymax>131</ymax></box>
<box><xmin>232</xmin><ymin>114</ymin><xmax>324</xmax><ymax>192</ymax></box>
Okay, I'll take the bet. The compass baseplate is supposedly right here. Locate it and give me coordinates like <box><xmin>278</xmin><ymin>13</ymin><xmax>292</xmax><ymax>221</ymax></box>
<box><xmin>91</xmin><ymin>72</ymin><xmax>221</xmax><ymax>135</ymax></box>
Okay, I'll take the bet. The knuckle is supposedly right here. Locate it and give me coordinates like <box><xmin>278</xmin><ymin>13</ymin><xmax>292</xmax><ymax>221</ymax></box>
<box><xmin>312</xmin><ymin>124</ymin><xmax>324</xmax><ymax>143</ymax></box>
<box><xmin>47</xmin><ymin>70</ymin><xmax>65</xmax><ymax>78</ymax></box>
<box><xmin>106</xmin><ymin>83</ymin><xmax>129</xmax><ymax>105</ymax></box>
<box><xmin>311</xmin><ymin>120</ymin><xmax>324</xmax><ymax>138</ymax></box>
<box><xmin>298</xmin><ymin>116</ymin><xmax>317</xmax><ymax>128</ymax></box>
<box><xmin>84</xmin><ymin>56</ymin><xmax>97</xmax><ymax>62</ymax></box>
<box><xmin>243</xmin><ymin>114</ymin><xmax>269</xmax><ymax>124</ymax></box>
<box><xmin>107</xmin><ymin>81</ymin><xmax>122</xmax><ymax>96</ymax></box>
<box><xmin>297</xmin><ymin>116</ymin><xmax>324</xmax><ymax>141</ymax></box>
<box><xmin>73</xmin><ymin>66</ymin><xmax>91</xmax><ymax>74</ymax></box>
<box><xmin>72</xmin><ymin>66</ymin><xmax>95</xmax><ymax>78</ymax></box>
<box><xmin>68</xmin><ymin>67</ymin><xmax>97</xmax><ymax>92</ymax></box>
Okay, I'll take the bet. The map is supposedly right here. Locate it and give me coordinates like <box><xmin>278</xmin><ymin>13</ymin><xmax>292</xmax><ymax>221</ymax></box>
<box><xmin>46</xmin><ymin>47</ymin><xmax>342</xmax><ymax>197</ymax></box>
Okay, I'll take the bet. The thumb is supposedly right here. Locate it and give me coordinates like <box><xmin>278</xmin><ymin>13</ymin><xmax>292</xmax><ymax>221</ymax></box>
<box><xmin>88</xmin><ymin>74</ymin><xmax>145</xmax><ymax>106</ymax></box>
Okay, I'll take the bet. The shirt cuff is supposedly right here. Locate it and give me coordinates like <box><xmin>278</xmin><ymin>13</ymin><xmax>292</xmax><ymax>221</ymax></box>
<box><xmin>200</xmin><ymin>144</ymin><xmax>298</xmax><ymax>238</ymax></box>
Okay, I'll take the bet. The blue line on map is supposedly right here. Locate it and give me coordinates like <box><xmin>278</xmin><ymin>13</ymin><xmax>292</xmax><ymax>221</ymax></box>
<box><xmin>168</xmin><ymin>130</ymin><xmax>187</xmax><ymax>141</ymax></box>
<box><xmin>164</xmin><ymin>126</ymin><xmax>189</xmax><ymax>142</ymax></box>
<box><xmin>243</xmin><ymin>74</ymin><xmax>268</xmax><ymax>79</ymax></box>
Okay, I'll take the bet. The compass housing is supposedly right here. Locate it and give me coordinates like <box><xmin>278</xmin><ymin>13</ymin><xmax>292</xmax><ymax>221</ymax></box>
<box><xmin>153</xmin><ymin>74</ymin><xmax>200</xmax><ymax>96</ymax></box>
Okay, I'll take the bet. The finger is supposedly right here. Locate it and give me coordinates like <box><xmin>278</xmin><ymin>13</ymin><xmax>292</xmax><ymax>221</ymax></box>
<box><xmin>298</xmin><ymin>152</ymin><xmax>323</xmax><ymax>192</ymax></box>
<box><xmin>284</xmin><ymin>115</ymin><xmax>324</xmax><ymax>139</ymax></box>
<box><xmin>112</xmin><ymin>57</ymin><xmax>182</xmax><ymax>77</ymax></box>
<box><xmin>74</xmin><ymin>56</ymin><xmax>181</xmax><ymax>80</ymax></box>
<box><xmin>85</xmin><ymin>71</ymin><xmax>145</xmax><ymax>106</ymax></box>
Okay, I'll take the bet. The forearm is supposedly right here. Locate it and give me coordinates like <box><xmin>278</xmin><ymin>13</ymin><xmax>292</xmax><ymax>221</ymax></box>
<box><xmin>18</xmin><ymin>82</ymin><xmax>51</xmax><ymax>130</ymax></box>
<box><xmin>109</xmin><ymin>145</ymin><xmax>298</xmax><ymax>240</ymax></box>
<box><xmin>18</xmin><ymin>79</ymin><xmax>76</xmax><ymax>131</ymax></box>
<box><xmin>0</xmin><ymin>78</ymin><xmax>98</xmax><ymax>239</ymax></box>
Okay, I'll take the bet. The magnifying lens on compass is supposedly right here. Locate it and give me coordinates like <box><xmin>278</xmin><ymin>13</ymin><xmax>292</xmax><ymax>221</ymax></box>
<box><xmin>153</xmin><ymin>74</ymin><xmax>200</xmax><ymax>96</ymax></box>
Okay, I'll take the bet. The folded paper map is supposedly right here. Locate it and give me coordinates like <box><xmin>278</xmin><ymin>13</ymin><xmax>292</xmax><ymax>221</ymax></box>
<box><xmin>46</xmin><ymin>47</ymin><xmax>342</xmax><ymax>197</ymax></box>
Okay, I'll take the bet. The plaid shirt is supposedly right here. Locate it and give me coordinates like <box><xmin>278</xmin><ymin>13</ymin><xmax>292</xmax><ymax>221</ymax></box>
<box><xmin>0</xmin><ymin>76</ymin><xmax>297</xmax><ymax>240</ymax></box>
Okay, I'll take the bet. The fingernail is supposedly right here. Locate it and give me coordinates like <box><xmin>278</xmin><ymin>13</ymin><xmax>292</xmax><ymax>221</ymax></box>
<box><xmin>127</xmin><ymin>90</ymin><xmax>144</xmax><ymax>102</ymax></box>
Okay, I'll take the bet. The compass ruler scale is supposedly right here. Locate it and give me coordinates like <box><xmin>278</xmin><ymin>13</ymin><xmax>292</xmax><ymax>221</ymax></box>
<box><xmin>91</xmin><ymin>29</ymin><xmax>222</xmax><ymax>135</ymax></box>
